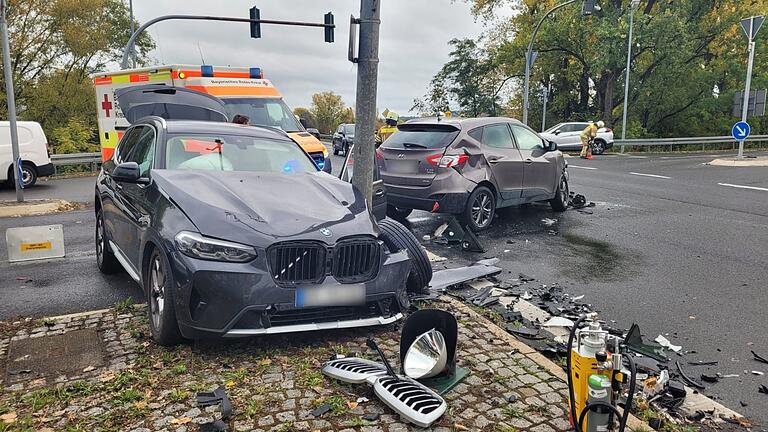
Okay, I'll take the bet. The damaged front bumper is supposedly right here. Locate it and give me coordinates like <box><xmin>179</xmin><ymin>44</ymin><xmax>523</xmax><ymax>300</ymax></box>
<box><xmin>169</xmin><ymin>248</ymin><xmax>411</xmax><ymax>339</ymax></box>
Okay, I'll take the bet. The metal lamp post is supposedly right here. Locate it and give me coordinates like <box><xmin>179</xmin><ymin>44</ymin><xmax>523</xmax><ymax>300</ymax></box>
<box><xmin>1</xmin><ymin>0</ymin><xmax>23</xmax><ymax>201</ymax></box>
<box><xmin>619</xmin><ymin>0</ymin><xmax>640</xmax><ymax>153</ymax></box>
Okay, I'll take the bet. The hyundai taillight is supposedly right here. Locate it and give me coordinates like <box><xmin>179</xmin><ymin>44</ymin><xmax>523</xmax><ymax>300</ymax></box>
<box><xmin>426</xmin><ymin>154</ymin><xmax>468</xmax><ymax>168</ymax></box>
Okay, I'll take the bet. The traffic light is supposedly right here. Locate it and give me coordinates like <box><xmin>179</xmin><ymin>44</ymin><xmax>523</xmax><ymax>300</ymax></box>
<box><xmin>249</xmin><ymin>6</ymin><xmax>261</xmax><ymax>39</ymax></box>
<box><xmin>582</xmin><ymin>0</ymin><xmax>601</xmax><ymax>15</ymax></box>
<box><xmin>324</xmin><ymin>12</ymin><xmax>334</xmax><ymax>43</ymax></box>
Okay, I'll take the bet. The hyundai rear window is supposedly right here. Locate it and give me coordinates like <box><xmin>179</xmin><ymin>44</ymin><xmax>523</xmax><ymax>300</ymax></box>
<box><xmin>382</xmin><ymin>128</ymin><xmax>459</xmax><ymax>150</ymax></box>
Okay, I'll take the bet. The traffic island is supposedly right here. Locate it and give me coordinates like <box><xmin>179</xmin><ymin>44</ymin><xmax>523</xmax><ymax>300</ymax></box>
<box><xmin>707</xmin><ymin>156</ymin><xmax>768</xmax><ymax>167</ymax></box>
<box><xmin>0</xmin><ymin>300</ymin><xmax>621</xmax><ymax>432</ymax></box>
<box><xmin>0</xmin><ymin>199</ymin><xmax>82</xmax><ymax>218</ymax></box>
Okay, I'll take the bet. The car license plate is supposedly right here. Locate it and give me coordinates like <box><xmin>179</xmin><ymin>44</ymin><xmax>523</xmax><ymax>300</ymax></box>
<box><xmin>387</xmin><ymin>159</ymin><xmax>418</xmax><ymax>174</ymax></box>
<box><xmin>296</xmin><ymin>284</ymin><xmax>366</xmax><ymax>308</ymax></box>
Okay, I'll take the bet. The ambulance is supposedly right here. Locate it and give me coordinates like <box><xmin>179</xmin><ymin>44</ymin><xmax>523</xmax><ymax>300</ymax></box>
<box><xmin>92</xmin><ymin>64</ymin><xmax>330</xmax><ymax>172</ymax></box>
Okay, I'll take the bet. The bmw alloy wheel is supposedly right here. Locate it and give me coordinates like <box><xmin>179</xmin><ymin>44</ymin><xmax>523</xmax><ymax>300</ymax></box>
<box><xmin>149</xmin><ymin>256</ymin><xmax>165</xmax><ymax>330</ymax></box>
<box><xmin>96</xmin><ymin>216</ymin><xmax>104</xmax><ymax>266</ymax></box>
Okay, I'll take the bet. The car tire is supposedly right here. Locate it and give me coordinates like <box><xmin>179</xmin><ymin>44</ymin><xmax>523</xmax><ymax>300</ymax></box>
<box><xmin>462</xmin><ymin>185</ymin><xmax>496</xmax><ymax>232</ymax></box>
<box><xmin>96</xmin><ymin>208</ymin><xmax>122</xmax><ymax>274</ymax></box>
<box><xmin>386</xmin><ymin>205</ymin><xmax>413</xmax><ymax>221</ymax></box>
<box><xmin>146</xmin><ymin>248</ymin><xmax>183</xmax><ymax>346</ymax></box>
<box><xmin>7</xmin><ymin>163</ymin><xmax>38</xmax><ymax>188</ymax></box>
<box><xmin>332</xmin><ymin>146</ymin><xmax>339</xmax><ymax>155</ymax></box>
<box><xmin>549</xmin><ymin>174</ymin><xmax>569</xmax><ymax>212</ymax></box>
<box><xmin>592</xmin><ymin>139</ymin><xmax>606</xmax><ymax>155</ymax></box>
<box><xmin>378</xmin><ymin>218</ymin><xmax>432</xmax><ymax>294</ymax></box>
<box><xmin>343</xmin><ymin>142</ymin><xmax>349</xmax><ymax>156</ymax></box>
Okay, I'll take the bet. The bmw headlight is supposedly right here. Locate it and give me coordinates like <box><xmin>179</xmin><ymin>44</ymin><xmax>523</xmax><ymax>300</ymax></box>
<box><xmin>174</xmin><ymin>231</ymin><xmax>257</xmax><ymax>263</ymax></box>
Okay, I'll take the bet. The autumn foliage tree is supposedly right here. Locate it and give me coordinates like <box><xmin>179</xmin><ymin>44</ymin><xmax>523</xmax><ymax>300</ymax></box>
<box><xmin>307</xmin><ymin>91</ymin><xmax>355</xmax><ymax>134</ymax></box>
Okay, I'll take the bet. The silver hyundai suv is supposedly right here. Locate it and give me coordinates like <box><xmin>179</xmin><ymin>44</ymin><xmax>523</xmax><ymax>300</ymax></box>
<box><xmin>378</xmin><ymin>117</ymin><xmax>569</xmax><ymax>231</ymax></box>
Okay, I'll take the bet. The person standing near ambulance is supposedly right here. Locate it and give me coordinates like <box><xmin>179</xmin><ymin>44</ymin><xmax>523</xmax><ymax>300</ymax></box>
<box><xmin>580</xmin><ymin>120</ymin><xmax>604</xmax><ymax>159</ymax></box>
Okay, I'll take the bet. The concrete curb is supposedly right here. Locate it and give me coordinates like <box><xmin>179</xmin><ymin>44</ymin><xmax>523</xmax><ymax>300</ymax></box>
<box><xmin>443</xmin><ymin>297</ymin><xmax>650</xmax><ymax>431</ymax></box>
<box><xmin>708</xmin><ymin>157</ymin><xmax>768</xmax><ymax>167</ymax></box>
<box><xmin>0</xmin><ymin>199</ymin><xmax>74</xmax><ymax>218</ymax></box>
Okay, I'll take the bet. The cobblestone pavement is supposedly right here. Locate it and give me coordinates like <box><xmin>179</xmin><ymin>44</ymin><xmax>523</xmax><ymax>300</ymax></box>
<box><xmin>0</xmin><ymin>299</ymin><xmax>585</xmax><ymax>432</ymax></box>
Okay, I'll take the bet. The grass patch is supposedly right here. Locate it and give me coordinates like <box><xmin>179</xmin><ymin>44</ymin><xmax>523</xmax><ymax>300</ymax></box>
<box><xmin>495</xmin><ymin>426</ymin><xmax>518</xmax><ymax>432</ymax></box>
<box><xmin>168</xmin><ymin>389</ymin><xmax>189</xmax><ymax>403</ymax></box>
<box><xmin>113</xmin><ymin>297</ymin><xmax>134</xmax><ymax>314</ymax></box>
<box><xmin>502</xmin><ymin>406</ymin><xmax>526</xmax><ymax>419</ymax></box>
<box><xmin>114</xmin><ymin>389</ymin><xmax>143</xmax><ymax>404</ymax></box>
<box><xmin>172</xmin><ymin>364</ymin><xmax>188</xmax><ymax>375</ymax></box>
<box><xmin>311</xmin><ymin>395</ymin><xmax>348</xmax><ymax>416</ymax></box>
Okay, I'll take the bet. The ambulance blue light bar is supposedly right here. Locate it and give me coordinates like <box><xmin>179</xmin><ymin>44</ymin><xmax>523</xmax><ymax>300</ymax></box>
<box><xmin>201</xmin><ymin>65</ymin><xmax>214</xmax><ymax>77</ymax></box>
<box><xmin>249</xmin><ymin>67</ymin><xmax>263</xmax><ymax>79</ymax></box>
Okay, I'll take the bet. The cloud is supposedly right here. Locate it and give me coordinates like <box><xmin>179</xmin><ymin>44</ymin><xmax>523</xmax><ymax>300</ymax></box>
<box><xmin>131</xmin><ymin>0</ymin><xmax>486</xmax><ymax>114</ymax></box>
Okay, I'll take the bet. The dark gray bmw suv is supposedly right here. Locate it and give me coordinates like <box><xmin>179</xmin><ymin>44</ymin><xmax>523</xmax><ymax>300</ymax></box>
<box><xmin>378</xmin><ymin>117</ymin><xmax>569</xmax><ymax>231</ymax></box>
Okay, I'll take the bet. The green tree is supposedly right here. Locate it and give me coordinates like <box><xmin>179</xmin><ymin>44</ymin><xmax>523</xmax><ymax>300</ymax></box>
<box><xmin>309</xmin><ymin>92</ymin><xmax>354</xmax><ymax>134</ymax></box>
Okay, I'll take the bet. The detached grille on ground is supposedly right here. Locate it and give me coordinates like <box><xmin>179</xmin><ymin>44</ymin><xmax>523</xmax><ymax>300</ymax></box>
<box><xmin>267</xmin><ymin>242</ymin><xmax>326</xmax><ymax>287</ymax></box>
<box><xmin>332</xmin><ymin>238</ymin><xmax>380</xmax><ymax>283</ymax></box>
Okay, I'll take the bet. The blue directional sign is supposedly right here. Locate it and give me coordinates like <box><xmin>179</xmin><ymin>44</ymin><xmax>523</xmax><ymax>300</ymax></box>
<box><xmin>732</xmin><ymin>121</ymin><xmax>751</xmax><ymax>140</ymax></box>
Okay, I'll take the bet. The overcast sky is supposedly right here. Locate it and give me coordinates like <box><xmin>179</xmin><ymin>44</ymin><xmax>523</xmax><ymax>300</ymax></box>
<box><xmin>132</xmin><ymin>1</ymin><xmax>488</xmax><ymax>115</ymax></box>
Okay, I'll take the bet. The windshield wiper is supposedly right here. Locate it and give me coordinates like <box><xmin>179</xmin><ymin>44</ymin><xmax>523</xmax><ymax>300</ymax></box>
<box><xmin>402</xmin><ymin>142</ymin><xmax>428</xmax><ymax>149</ymax></box>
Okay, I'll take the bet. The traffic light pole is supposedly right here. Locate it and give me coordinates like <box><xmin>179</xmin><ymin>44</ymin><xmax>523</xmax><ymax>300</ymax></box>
<box><xmin>120</xmin><ymin>14</ymin><xmax>335</xmax><ymax>69</ymax></box>
<box><xmin>0</xmin><ymin>0</ymin><xmax>23</xmax><ymax>202</ymax></box>
<box><xmin>522</xmin><ymin>0</ymin><xmax>576</xmax><ymax>125</ymax></box>
<box><xmin>351</xmin><ymin>0</ymin><xmax>380</xmax><ymax>206</ymax></box>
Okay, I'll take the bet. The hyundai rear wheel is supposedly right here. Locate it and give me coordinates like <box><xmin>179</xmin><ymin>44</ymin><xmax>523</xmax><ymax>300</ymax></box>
<box><xmin>463</xmin><ymin>186</ymin><xmax>495</xmax><ymax>231</ymax></box>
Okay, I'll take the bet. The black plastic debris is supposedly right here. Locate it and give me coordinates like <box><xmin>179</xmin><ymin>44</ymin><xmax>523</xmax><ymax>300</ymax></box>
<box><xmin>751</xmin><ymin>350</ymin><xmax>768</xmax><ymax>364</ymax></box>
<box><xmin>675</xmin><ymin>361</ymin><xmax>705</xmax><ymax>390</ymax></box>
<box><xmin>667</xmin><ymin>380</ymin><xmax>687</xmax><ymax>399</ymax></box>
<box><xmin>519</xmin><ymin>273</ymin><xmax>535</xmax><ymax>282</ymax></box>
<box><xmin>506</xmin><ymin>325</ymin><xmax>543</xmax><ymax>339</ymax></box>
<box><xmin>362</xmin><ymin>413</ymin><xmax>380</xmax><ymax>421</ymax></box>
<box><xmin>687</xmin><ymin>360</ymin><xmax>718</xmax><ymax>366</ymax></box>
<box><xmin>461</xmin><ymin>228</ymin><xmax>485</xmax><ymax>253</ymax></box>
<box><xmin>196</xmin><ymin>386</ymin><xmax>232</xmax><ymax>431</ymax></box>
<box><xmin>625</xmin><ymin>324</ymin><xmax>668</xmax><ymax>361</ymax></box>
<box><xmin>648</xmin><ymin>417</ymin><xmax>663</xmax><ymax>430</ymax></box>
<box><xmin>700</xmin><ymin>374</ymin><xmax>719</xmax><ymax>383</ymax></box>
<box><xmin>569</xmin><ymin>194</ymin><xmax>595</xmax><ymax>210</ymax></box>
<box><xmin>311</xmin><ymin>403</ymin><xmax>332</xmax><ymax>417</ymax></box>
<box><xmin>686</xmin><ymin>411</ymin><xmax>706</xmax><ymax>422</ymax></box>
<box><xmin>507</xmin><ymin>394</ymin><xmax>518</xmax><ymax>403</ymax></box>
<box><xmin>740</xmin><ymin>401</ymin><xmax>749</xmax><ymax>407</ymax></box>
<box><xmin>428</xmin><ymin>261</ymin><xmax>502</xmax><ymax>291</ymax></box>
<box><xmin>759</xmin><ymin>384</ymin><xmax>768</xmax><ymax>395</ymax></box>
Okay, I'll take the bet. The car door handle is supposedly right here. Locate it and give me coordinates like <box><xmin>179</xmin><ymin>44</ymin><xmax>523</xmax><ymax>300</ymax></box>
<box><xmin>525</xmin><ymin>159</ymin><xmax>533</xmax><ymax>164</ymax></box>
<box><xmin>374</xmin><ymin>189</ymin><xmax>385</xmax><ymax>197</ymax></box>
<box><xmin>488</xmin><ymin>157</ymin><xmax>503</xmax><ymax>164</ymax></box>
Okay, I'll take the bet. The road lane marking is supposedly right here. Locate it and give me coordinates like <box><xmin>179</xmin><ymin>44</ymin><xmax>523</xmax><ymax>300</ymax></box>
<box><xmin>718</xmin><ymin>183</ymin><xmax>768</xmax><ymax>192</ymax></box>
<box><xmin>568</xmin><ymin>165</ymin><xmax>598</xmax><ymax>170</ymax></box>
<box><xmin>629</xmin><ymin>172</ymin><xmax>671</xmax><ymax>179</ymax></box>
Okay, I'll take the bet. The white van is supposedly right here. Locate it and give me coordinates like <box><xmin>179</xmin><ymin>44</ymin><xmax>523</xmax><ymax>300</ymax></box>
<box><xmin>0</xmin><ymin>121</ymin><xmax>54</xmax><ymax>187</ymax></box>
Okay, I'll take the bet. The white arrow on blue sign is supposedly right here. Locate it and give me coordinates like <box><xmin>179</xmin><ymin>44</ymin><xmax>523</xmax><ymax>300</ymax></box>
<box><xmin>732</xmin><ymin>121</ymin><xmax>751</xmax><ymax>140</ymax></box>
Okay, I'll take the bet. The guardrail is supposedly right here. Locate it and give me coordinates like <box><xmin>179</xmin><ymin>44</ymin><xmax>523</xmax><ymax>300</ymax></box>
<box><xmin>614</xmin><ymin>134</ymin><xmax>768</xmax><ymax>152</ymax></box>
<box><xmin>51</xmin><ymin>152</ymin><xmax>102</xmax><ymax>174</ymax></box>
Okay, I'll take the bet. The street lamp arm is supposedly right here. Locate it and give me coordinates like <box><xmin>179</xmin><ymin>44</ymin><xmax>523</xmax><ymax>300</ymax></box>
<box><xmin>522</xmin><ymin>0</ymin><xmax>577</xmax><ymax>124</ymax></box>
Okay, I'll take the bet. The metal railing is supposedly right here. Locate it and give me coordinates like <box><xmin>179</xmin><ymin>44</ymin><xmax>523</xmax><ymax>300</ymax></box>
<box><xmin>615</xmin><ymin>134</ymin><xmax>768</xmax><ymax>152</ymax></box>
<box><xmin>51</xmin><ymin>152</ymin><xmax>102</xmax><ymax>174</ymax></box>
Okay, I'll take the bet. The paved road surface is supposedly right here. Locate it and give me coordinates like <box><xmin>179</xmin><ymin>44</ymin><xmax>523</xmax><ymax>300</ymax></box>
<box><xmin>1</xmin><ymin>150</ymin><xmax>766</xmax><ymax>420</ymax></box>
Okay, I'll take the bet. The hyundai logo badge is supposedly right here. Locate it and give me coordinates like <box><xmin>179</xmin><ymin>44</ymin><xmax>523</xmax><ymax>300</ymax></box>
<box><xmin>319</xmin><ymin>228</ymin><xmax>332</xmax><ymax>237</ymax></box>
<box><xmin>398</xmin><ymin>154</ymin><xmax>405</xmax><ymax>159</ymax></box>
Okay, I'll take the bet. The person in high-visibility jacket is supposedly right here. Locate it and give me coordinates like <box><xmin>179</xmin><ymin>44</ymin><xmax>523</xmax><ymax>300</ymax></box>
<box><xmin>377</xmin><ymin>109</ymin><xmax>399</xmax><ymax>145</ymax></box>
<box><xmin>580</xmin><ymin>120</ymin><xmax>604</xmax><ymax>158</ymax></box>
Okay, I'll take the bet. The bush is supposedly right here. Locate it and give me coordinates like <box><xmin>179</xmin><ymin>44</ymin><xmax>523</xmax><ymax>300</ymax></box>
<box><xmin>50</xmin><ymin>118</ymin><xmax>99</xmax><ymax>154</ymax></box>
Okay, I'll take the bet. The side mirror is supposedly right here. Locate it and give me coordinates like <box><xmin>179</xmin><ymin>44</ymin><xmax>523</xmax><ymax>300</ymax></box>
<box><xmin>299</xmin><ymin>118</ymin><xmax>309</xmax><ymax>128</ymax></box>
<box><xmin>547</xmin><ymin>141</ymin><xmax>558</xmax><ymax>152</ymax></box>
<box><xmin>112</xmin><ymin>162</ymin><xmax>144</xmax><ymax>183</ymax></box>
<box><xmin>306</xmin><ymin>128</ymin><xmax>320</xmax><ymax>139</ymax></box>
<box><xmin>554</xmin><ymin>129</ymin><xmax>562</xmax><ymax>135</ymax></box>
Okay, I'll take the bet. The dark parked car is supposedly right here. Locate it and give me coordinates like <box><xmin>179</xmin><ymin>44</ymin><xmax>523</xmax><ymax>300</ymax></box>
<box><xmin>332</xmin><ymin>123</ymin><xmax>355</xmax><ymax>156</ymax></box>
<box><xmin>378</xmin><ymin>117</ymin><xmax>569</xmax><ymax>231</ymax></box>
<box><xmin>95</xmin><ymin>91</ymin><xmax>427</xmax><ymax>345</ymax></box>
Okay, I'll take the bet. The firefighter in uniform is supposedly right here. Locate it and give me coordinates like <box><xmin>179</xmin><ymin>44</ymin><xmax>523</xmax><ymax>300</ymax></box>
<box><xmin>377</xmin><ymin>109</ymin><xmax>399</xmax><ymax>145</ymax></box>
<box><xmin>580</xmin><ymin>120</ymin><xmax>604</xmax><ymax>159</ymax></box>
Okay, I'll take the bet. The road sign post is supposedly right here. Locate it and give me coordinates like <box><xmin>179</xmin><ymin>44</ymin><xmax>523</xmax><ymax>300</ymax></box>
<box><xmin>0</xmin><ymin>0</ymin><xmax>23</xmax><ymax>202</ymax></box>
<box><xmin>737</xmin><ymin>15</ymin><xmax>764</xmax><ymax>158</ymax></box>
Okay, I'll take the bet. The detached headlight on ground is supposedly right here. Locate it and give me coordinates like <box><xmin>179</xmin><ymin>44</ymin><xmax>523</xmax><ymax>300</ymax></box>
<box><xmin>174</xmin><ymin>231</ymin><xmax>257</xmax><ymax>263</ymax></box>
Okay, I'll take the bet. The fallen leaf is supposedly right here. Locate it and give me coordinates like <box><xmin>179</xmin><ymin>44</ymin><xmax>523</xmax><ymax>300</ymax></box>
<box><xmin>346</xmin><ymin>401</ymin><xmax>358</xmax><ymax>409</ymax></box>
<box><xmin>258</xmin><ymin>358</ymin><xmax>272</xmax><ymax>366</ymax></box>
<box><xmin>134</xmin><ymin>401</ymin><xmax>147</xmax><ymax>410</ymax></box>
<box><xmin>82</xmin><ymin>366</ymin><xmax>96</xmax><ymax>373</ymax></box>
<box><xmin>454</xmin><ymin>423</ymin><xmax>469</xmax><ymax>431</ymax></box>
<box><xmin>171</xmin><ymin>417</ymin><xmax>192</xmax><ymax>425</ymax></box>
<box><xmin>99</xmin><ymin>371</ymin><xmax>116</xmax><ymax>382</ymax></box>
<box><xmin>39</xmin><ymin>428</ymin><xmax>55</xmax><ymax>432</ymax></box>
<box><xmin>0</xmin><ymin>412</ymin><xmax>17</xmax><ymax>424</ymax></box>
<box><xmin>225</xmin><ymin>380</ymin><xmax>236</xmax><ymax>389</ymax></box>
<box><xmin>53</xmin><ymin>410</ymin><xmax>66</xmax><ymax>417</ymax></box>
